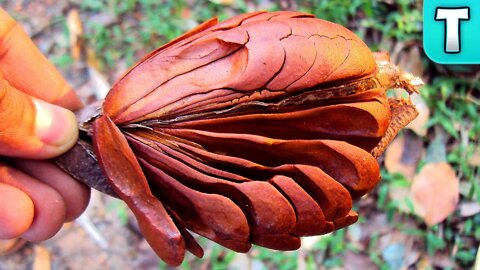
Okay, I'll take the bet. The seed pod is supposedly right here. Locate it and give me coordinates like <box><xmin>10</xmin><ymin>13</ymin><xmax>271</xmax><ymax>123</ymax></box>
<box><xmin>58</xmin><ymin>11</ymin><xmax>421</xmax><ymax>266</ymax></box>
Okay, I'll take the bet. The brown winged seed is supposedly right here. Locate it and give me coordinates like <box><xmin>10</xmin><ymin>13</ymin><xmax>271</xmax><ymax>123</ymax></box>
<box><xmin>56</xmin><ymin>11</ymin><xmax>421</xmax><ymax>266</ymax></box>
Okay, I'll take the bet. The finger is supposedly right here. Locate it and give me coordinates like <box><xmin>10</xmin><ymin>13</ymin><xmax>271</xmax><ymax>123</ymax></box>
<box><xmin>13</xmin><ymin>160</ymin><xmax>90</xmax><ymax>221</ymax></box>
<box><xmin>0</xmin><ymin>8</ymin><xmax>82</xmax><ymax>111</ymax></box>
<box><xmin>0</xmin><ymin>74</ymin><xmax>78</xmax><ymax>159</ymax></box>
<box><xmin>0</xmin><ymin>163</ymin><xmax>66</xmax><ymax>242</ymax></box>
<box><xmin>0</xmin><ymin>183</ymin><xmax>34</xmax><ymax>239</ymax></box>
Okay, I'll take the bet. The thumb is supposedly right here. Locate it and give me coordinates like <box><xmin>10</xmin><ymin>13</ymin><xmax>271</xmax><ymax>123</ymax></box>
<box><xmin>0</xmin><ymin>75</ymin><xmax>78</xmax><ymax>159</ymax></box>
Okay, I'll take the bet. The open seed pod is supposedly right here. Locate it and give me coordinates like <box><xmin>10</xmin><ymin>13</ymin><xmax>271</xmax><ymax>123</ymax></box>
<box><xmin>57</xmin><ymin>11</ymin><xmax>422</xmax><ymax>266</ymax></box>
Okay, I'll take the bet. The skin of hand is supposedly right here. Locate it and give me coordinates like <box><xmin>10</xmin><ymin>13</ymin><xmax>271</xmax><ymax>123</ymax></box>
<box><xmin>0</xmin><ymin>8</ymin><xmax>91</xmax><ymax>241</ymax></box>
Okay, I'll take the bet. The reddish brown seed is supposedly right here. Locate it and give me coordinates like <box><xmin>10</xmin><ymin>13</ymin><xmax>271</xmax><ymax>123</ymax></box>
<box><xmin>92</xmin><ymin>115</ymin><xmax>185</xmax><ymax>266</ymax></box>
<box><xmin>85</xmin><ymin>10</ymin><xmax>420</xmax><ymax>266</ymax></box>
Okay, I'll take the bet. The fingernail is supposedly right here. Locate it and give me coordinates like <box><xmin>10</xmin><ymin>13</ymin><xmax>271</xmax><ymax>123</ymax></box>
<box><xmin>54</xmin><ymin>88</ymin><xmax>84</xmax><ymax>111</ymax></box>
<box><xmin>34</xmin><ymin>99</ymin><xmax>78</xmax><ymax>150</ymax></box>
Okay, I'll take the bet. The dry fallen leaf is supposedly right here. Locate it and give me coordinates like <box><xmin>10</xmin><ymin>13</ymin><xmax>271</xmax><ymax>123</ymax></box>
<box><xmin>388</xmin><ymin>185</ymin><xmax>414</xmax><ymax>213</ymax></box>
<box><xmin>459</xmin><ymin>201</ymin><xmax>480</xmax><ymax>217</ymax></box>
<box><xmin>392</xmin><ymin>45</ymin><xmax>429</xmax><ymax>137</ymax></box>
<box><xmin>407</xmin><ymin>93</ymin><xmax>430</xmax><ymax>137</ymax></box>
<box><xmin>385</xmin><ymin>131</ymin><xmax>423</xmax><ymax>180</ymax></box>
<box><xmin>384</xmin><ymin>131</ymin><xmax>422</xmax><ymax>213</ymax></box>
<box><xmin>474</xmin><ymin>244</ymin><xmax>479</xmax><ymax>270</ymax></box>
<box><xmin>411</xmin><ymin>162</ymin><xmax>459</xmax><ymax>226</ymax></box>
<box><xmin>459</xmin><ymin>181</ymin><xmax>474</xmax><ymax>198</ymax></box>
<box><xmin>425</xmin><ymin>128</ymin><xmax>447</xmax><ymax>163</ymax></box>
<box><xmin>344</xmin><ymin>250</ymin><xmax>378</xmax><ymax>270</ymax></box>
<box><xmin>417</xmin><ymin>255</ymin><xmax>433</xmax><ymax>270</ymax></box>
<box><xmin>430</xmin><ymin>251</ymin><xmax>456</xmax><ymax>269</ymax></box>
<box><xmin>469</xmin><ymin>146</ymin><xmax>480</xmax><ymax>167</ymax></box>
<box><xmin>376</xmin><ymin>229</ymin><xmax>421</xmax><ymax>269</ymax></box>
<box><xmin>300</xmin><ymin>235</ymin><xmax>324</xmax><ymax>251</ymax></box>
<box><xmin>75</xmin><ymin>66</ymin><xmax>111</xmax><ymax>102</ymax></box>
<box><xmin>209</xmin><ymin>0</ymin><xmax>235</xmax><ymax>5</ymax></box>
<box><xmin>395</xmin><ymin>45</ymin><xmax>424</xmax><ymax>78</ymax></box>
<box><xmin>32</xmin><ymin>245</ymin><xmax>51</xmax><ymax>270</ymax></box>
<box><xmin>66</xmin><ymin>9</ymin><xmax>83</xmax><ymax>61</ymax></box>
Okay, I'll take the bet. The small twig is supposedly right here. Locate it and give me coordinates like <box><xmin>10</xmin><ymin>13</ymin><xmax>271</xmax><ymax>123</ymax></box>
<box><xmin>76</xmin><ymin>214</ymin><xmax>109</xmax><ymax>249</ymax></box>
<box><xmin>450</xmin><ymin>94</ymin><xmax>480</xmax><ymax>107</ymax></box>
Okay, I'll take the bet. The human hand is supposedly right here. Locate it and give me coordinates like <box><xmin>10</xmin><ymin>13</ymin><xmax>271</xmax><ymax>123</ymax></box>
<box><xmin>0</xmin><ymin>8</ymin><xmax>90</xmax><ymax>241</ymax></box>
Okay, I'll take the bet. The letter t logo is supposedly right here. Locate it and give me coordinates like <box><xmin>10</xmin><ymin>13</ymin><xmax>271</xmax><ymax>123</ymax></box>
<box><xmin>435</xmin><ymin>7</ymin><xmax>470</xmax><ymax>53</ymax></box>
